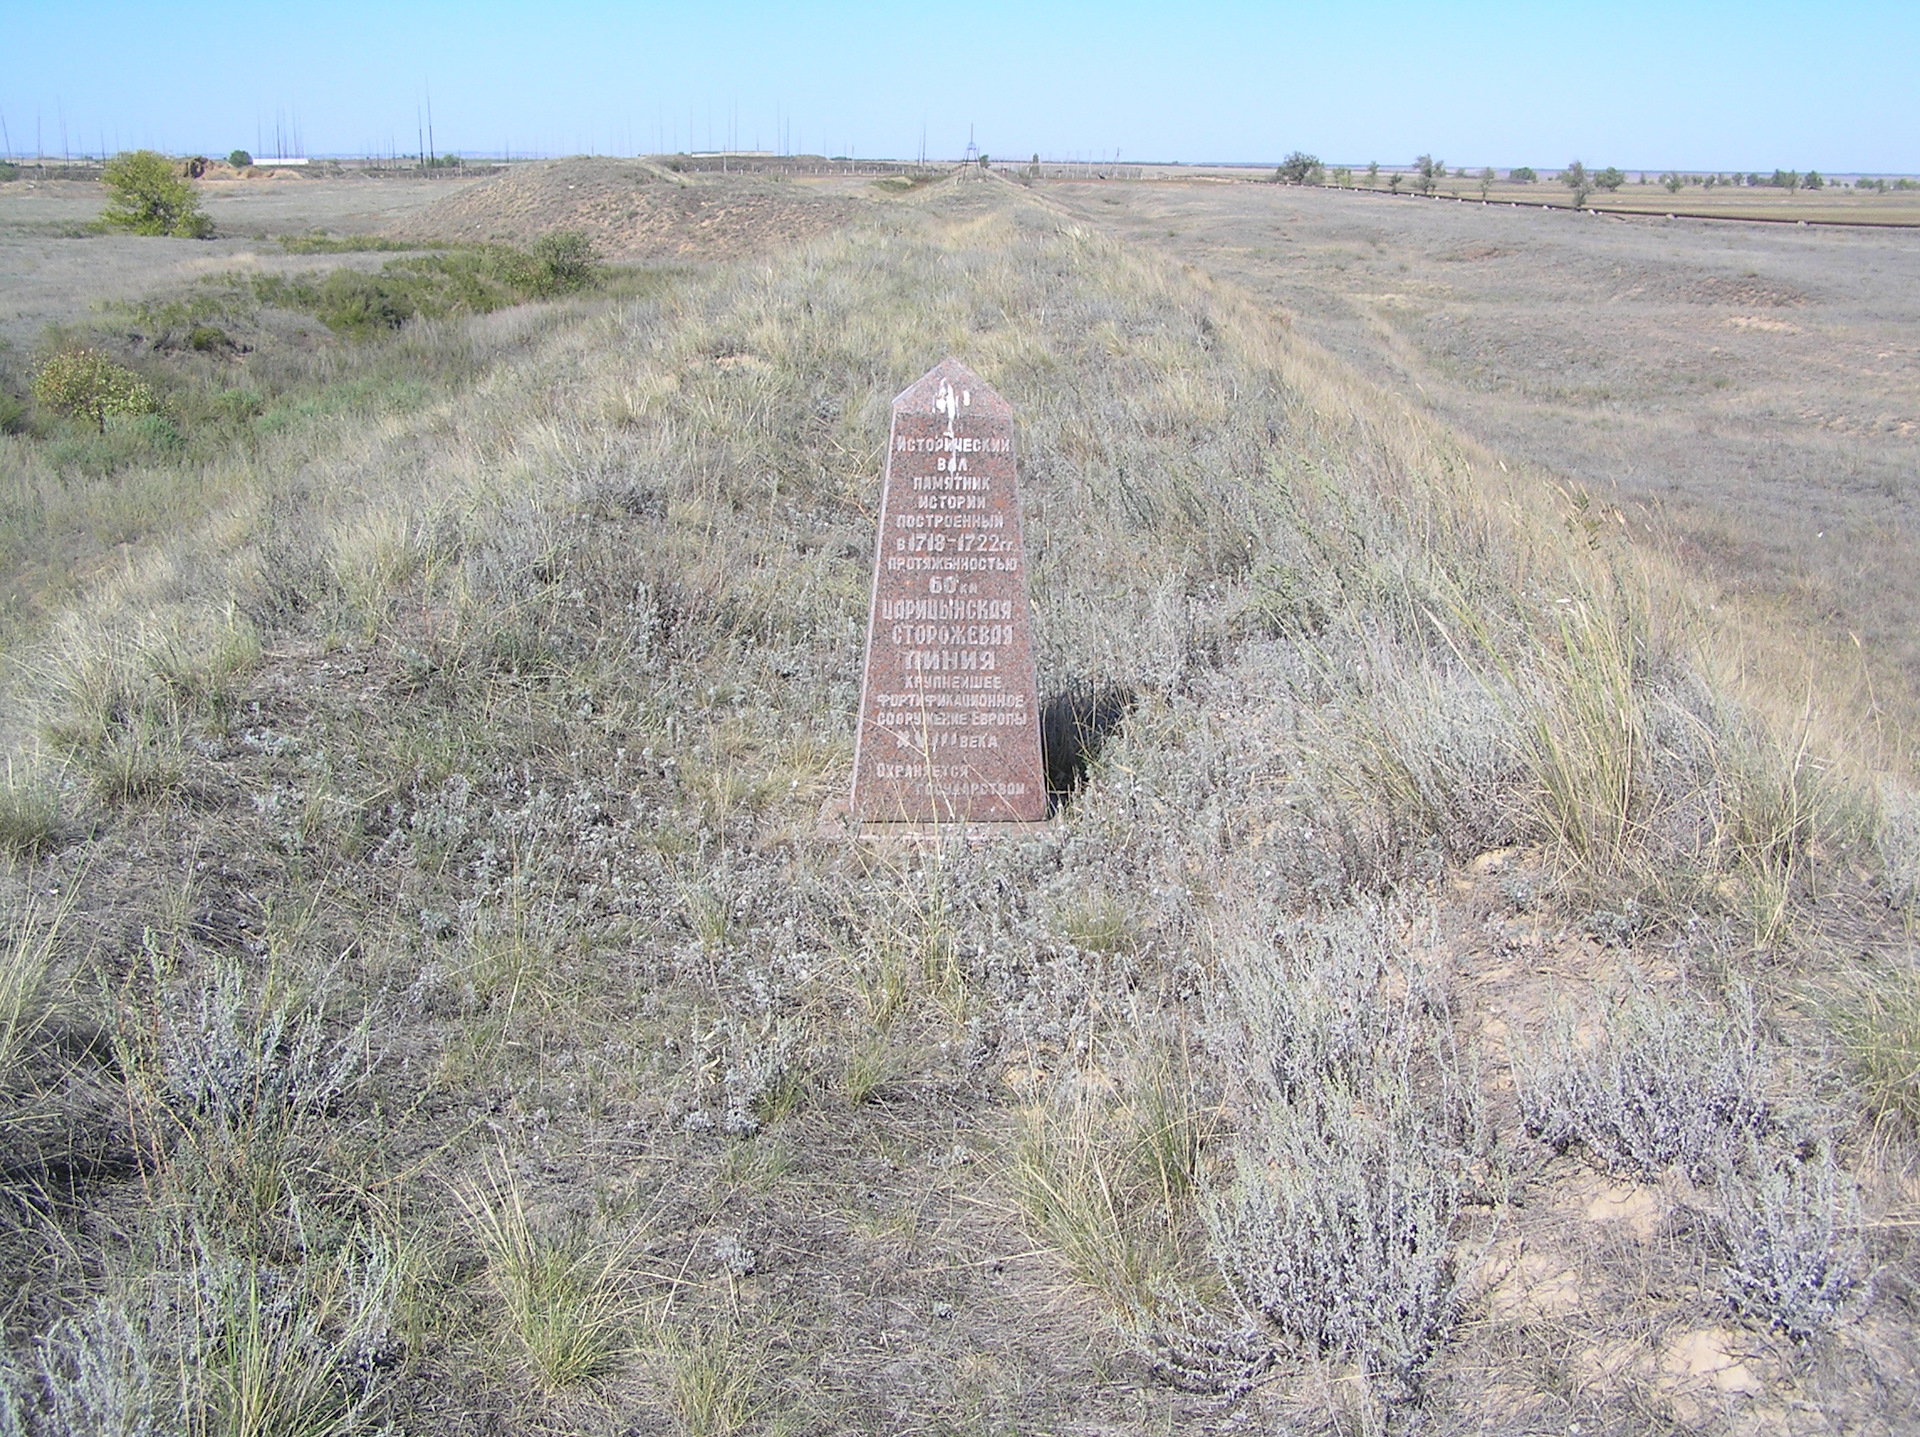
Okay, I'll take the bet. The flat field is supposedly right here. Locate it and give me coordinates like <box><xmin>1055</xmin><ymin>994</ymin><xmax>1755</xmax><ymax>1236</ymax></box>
<box><xmin>1051</xmin><ymin>175</ymin><xmax>1920</xmax><ymax>734</ymax></box>
<box><xmin>0</xmin><ymin>172</ymin><xmax>483</xmax><ymax>350</ymax></box>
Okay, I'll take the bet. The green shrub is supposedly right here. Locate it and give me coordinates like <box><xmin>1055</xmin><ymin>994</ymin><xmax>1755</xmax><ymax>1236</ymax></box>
<box><xmin>277</xmin><ymin>232</ymin><xmax>420</xmax><ymax>254</ymax></box>
<box><xmin>0</xmin><ymin>161</ymin><xmax>18</xmax><ymax>183</ymax></box>
<box><xmin>257</xmin><ymin>238</ymin><xmax>604</xmax><ymax>339</ymax></box>
<box><xmin>100</xmin><ymin>150</ymin><xmax>214</xmax><ymax>238</ymax></box>
<box><xmin>313</xmin><ymin>270</ymin><xmax>418</xmax><ymax>336</ymax></box>
<box><xmin>1595</xmin><ymin>166</ymin><xmax>1626</xmax><ymax>191</ymax></box>
<box><xmin>1562</xmin><ymin>160</ymin><xmax>1592</xmax><ymax>207</ymax></box>
<box><xmin>1509</xmin><ymin>166</ymin><xmax>1537</xmax><ymax>183</ymax></box>
<box><xmin>31</xmin><ymin>349</ymin><xmax>161</xmax><ymax>430</ymax></box>
<box><xmin>228</xmin><ymin>149</ymin><xmax>252</xmax><ymax>169</ymax></box>
<box><xmin>0</xmin><ymin>389</ymin><xmax>28</xmax><ymax>435</ymax></box>
<box><xmin>523</xmin><ymin>231</ymin><xmax>599</xmax><ymax>295</ymax></box>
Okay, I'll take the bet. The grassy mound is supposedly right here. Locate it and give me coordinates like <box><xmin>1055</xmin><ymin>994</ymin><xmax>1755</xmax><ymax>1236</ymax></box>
<box><xmin>390</xmin><ymin>156</ymin><xmax>862</xmax><ymax>260</ymax></box>
<box><xmin>0</xmin><ymin>179</ymin><xmax>1913</xmax><ymax>1434</ymax></box>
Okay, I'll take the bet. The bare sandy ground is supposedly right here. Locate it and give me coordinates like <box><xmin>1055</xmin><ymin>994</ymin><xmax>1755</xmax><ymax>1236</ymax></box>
<box><xmin>1051</xmin><ymin>178</ymin><xmax>1920</xmax><ymax>713</ymax></box>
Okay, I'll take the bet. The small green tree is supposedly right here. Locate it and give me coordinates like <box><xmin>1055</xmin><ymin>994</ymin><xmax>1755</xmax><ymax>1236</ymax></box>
<box><xmin>1479</xmin><ymin>166</ymin><xmax>1495</xmax><ymax>198</ymax></box>
<box><xmin>1276</xmin><ymin>151</ymin><xmax>1321</xmax><ymax>184</ymax></box>
<box><xmin>1414</xmin><ymin>154</ymin><xmax>1444</xmax><ymax>194</ymax></box>
<box><xmin>100</xmin><ymin>150</ymin><xmax>214</xmax><ymax>237</ymax></box>
<box><xmin>228</xmin><ymin>149</ymin><xmax>252</xmax><ymax>169</ymax></box>
<box><xmin>1595</xmin><ymin>166</ymin><xmax>1626</xmax><ymax>191</ymax></box>
<box><xmin>1562</xmin><ymin>159</ymin><xmax>1592</xmax><ymax>208</ymax></box>
<box><xmin>1803</xmin><ymin>170</ymin><xmax>1823</xmax><ymax>190</ymax></box>
<box><xmin>1387</xmin><ymin>171</ymin><xmax>1403</xmax><ymax>193</ymax></box>
<box><xmin>31</xmin><ymin>349</ymin><xmax>161</xmax><ymax>430</ymax></box>
<box><xmin>1510</xmin><ymin>166</ymin><xmax>1537</xmax><ymax>184</ymax></box>
<box><xmin>1366</xmin><ymin>160</ymin><xmax>1380</xmax><ymax>186</ymax></box>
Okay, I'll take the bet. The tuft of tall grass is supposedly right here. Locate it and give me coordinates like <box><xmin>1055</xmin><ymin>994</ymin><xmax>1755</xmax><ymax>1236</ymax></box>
<box><xmin>34</xmin><ymin>608</ymin><xmax>260</xmax><ymax>801</ymax></box>
<box><xmin>0</xmin><ymin>760</ymin><xmax>61</xmax><ymax>856</ymax></box>
<box><xmin>456</xmin><ymin>1159</ymin><xmax>639</xmax><ymax>1391</ymax></box>
<box><xmin>1009</xmin><ymin>1092</ymin><xmax>1183</xmax><ymax>1319</ymax></box>
<box><xmin>0</xmin><ymin>904</ymin><xmax>63</xmax><ymax>1101</ymax></box>
<box><xmin>1528</xmin><ymin>596</ymin><xmax>1646</xmax><ymax>870</ymax></box>
<box><xmin>662</xmin><ymin>1322</ymin><xmax>765</xmax><ymax>1437</ymax></box>
<box><xmin>1874</xmin><ymin>783</ymin><xmax>1920</xmax><ymax>919</ymax></box>
<box><xmin>1829</xmin><ymin>962</ymin><xmax>1920</xmax><ymax>1126</ymax></box>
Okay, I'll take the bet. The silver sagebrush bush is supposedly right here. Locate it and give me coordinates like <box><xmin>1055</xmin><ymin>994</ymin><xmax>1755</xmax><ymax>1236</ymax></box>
<box><xmin>1208</xmin><ymin>904</ymin><xmax>1484</xmax><ymax>1400</ymax></box>
<box><xmin>1717</xmin><ymin>1139</ymin><xmax>1865</xmax><ymax>1340</ymax></box>
<box><xmin>157</xmin><ymin>955</ymin><xmax>362</xmax><ymax>1133</ymax></box>
<box><xmin>1512</xmin><ymin>974</ymin><xmax>1770</xmax><ymax>1179</ymax></box>
<box><xmin>33</xmin><ymin>1300</ymin><xmax>157</xmax><ymax>1437</ymax></box>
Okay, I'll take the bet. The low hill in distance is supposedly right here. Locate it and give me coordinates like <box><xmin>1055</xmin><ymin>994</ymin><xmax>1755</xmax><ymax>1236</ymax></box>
<box><xmin>389</xmin><ymin>156</ymin><xmax>865</xmax><ymax>260</ymax></box>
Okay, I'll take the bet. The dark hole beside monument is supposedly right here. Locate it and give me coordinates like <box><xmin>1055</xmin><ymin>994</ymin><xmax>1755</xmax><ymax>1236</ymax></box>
<box><xmin>1040</xmin><ymin>681</ymin><xmax>1136</xmax><ymax>809</ymax></box>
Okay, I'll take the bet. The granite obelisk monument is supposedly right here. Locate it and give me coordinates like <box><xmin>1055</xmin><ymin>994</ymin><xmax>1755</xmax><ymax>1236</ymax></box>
<box><xmin>849</xmin><ymin>359</ymin><xmax>1046</xmax><ymax>827</ymax></box>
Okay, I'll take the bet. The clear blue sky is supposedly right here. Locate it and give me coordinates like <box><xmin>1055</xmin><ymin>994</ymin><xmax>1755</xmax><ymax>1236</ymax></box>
<box><xmin>3</xmin><ymin>1</ymin><xmax>1913</xmax><ymax>172</ymax></box>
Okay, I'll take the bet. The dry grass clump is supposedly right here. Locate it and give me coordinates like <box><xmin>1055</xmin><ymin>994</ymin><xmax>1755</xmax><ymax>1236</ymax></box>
<box><xmin>456</xmin><ymin>1158</ymin><xmax>642</xmax><ymax>1391</ymax></box>
<box><xmin>1829</xmin><ymin>960</ymin><xmax>1920</xmax><ymax>1127</ymax></box>
<box><xmin>660</xmin><ymin>1321</ymin><xmax>766</xmax><ymax>1436</ymax></box>
<box><xmin>1008</xmin><ymin>1056</ymin><xmax>1210</xmax><ymax>1321</ymax></box>
<box><xmin>31</xmin><ymin>605</ymin><xmax>259</xmax><ymax>800</ymax></box>
<box><xmin>1877</xmin><ymin>784</ymin><xmax>1920</xmax><ymax>919</ymax></box>
<box><xmin>0</xmin><ymin>762</ymin><xmax>61</xmax><ymax>857</ymax></box>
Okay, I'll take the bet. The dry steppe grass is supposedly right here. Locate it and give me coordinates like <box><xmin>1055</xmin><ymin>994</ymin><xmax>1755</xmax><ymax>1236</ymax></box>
<box><xmin>0</xmin><ymin>170</ymin><xmax>1914</xmax><ymax>1435</ymax></box>
<box><xmin>1051</xmin><ymin>176</ymin><xmax>1920</xmax><ymax>754</ymax></box>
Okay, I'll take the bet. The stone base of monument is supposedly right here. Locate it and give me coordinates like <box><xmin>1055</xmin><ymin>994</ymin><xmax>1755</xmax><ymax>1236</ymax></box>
<box><xmin>815</xmin><ymin>797</ymin><xmax>1049</xmax><ymax>845</ymax></box>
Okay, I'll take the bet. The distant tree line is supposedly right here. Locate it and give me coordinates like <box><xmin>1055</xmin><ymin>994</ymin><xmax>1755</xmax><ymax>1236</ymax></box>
<box><xmin>1271</xmin><ymin>153</ymin><xmax>1907</xmax><ymax>198</ymax></box>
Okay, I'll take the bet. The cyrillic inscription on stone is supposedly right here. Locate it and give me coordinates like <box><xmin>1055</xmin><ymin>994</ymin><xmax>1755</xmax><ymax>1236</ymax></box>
<box><xmin>851</xmin><ymin>358</ymin><xmax>1046</xmax><ymax>824</ymax></box>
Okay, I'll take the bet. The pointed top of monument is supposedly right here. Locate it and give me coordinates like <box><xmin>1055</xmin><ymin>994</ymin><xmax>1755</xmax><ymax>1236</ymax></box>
<box><xmin>894</xmin><ymin>358</ymin><xmax>1009</xmax><ymax>419</ymax></box>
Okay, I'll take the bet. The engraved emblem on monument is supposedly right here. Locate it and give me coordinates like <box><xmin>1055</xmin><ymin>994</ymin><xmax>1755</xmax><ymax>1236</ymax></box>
<box><xmin>850</xmin><ymin>358</ymin><xmax>1047</xmax><ymax>825</ymax></box>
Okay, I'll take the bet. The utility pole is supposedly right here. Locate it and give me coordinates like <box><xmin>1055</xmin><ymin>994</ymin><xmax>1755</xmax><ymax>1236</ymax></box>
<box><xmin>426</xmin><ymin>86</ymin><xmax>435</xmax><ymax>166</ymax></box>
